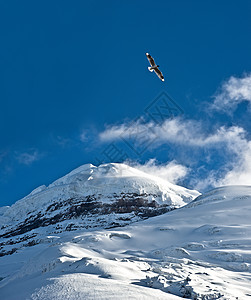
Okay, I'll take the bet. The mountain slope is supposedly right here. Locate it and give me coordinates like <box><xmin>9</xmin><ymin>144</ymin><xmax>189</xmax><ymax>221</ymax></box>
<box><xmin>0</xmin><ymin>163</ymin><xmax>199</xmax><ymax>257</ymax></box>
<box><xmin>1</xmin><ymin>184</ymin><xmax>251</xmax><ymax>299</ymax></box>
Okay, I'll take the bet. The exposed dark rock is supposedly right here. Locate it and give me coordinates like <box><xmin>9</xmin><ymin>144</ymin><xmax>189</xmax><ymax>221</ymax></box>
<box><xmin>0</xmin><ymin>192</ymin><xmax>177</xmax><ymax>256</ymax></box>
<box><xmin>0</xmin><ymin>193</ymin><xmax>173</xmax><ymax>240</ymax></box>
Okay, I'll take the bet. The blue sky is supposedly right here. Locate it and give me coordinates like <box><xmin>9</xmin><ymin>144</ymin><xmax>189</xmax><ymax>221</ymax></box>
<box><xmin>1</xmin><ymin>0</ymin><xmax>251</xmax><ymax>206</ymax></box>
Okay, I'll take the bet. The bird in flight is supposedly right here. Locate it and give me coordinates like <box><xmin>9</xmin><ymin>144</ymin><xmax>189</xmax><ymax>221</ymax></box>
<box><xmin>146</xmin><ymin>53</ymin><xmax>164</xmax><ymax>82</ymax></box>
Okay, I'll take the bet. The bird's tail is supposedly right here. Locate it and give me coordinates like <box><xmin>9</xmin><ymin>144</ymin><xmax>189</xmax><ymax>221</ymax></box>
<box><xmin>148</xmin><ymin>67</ymin><xmax>154</xmax><ymax>72</ymax></box>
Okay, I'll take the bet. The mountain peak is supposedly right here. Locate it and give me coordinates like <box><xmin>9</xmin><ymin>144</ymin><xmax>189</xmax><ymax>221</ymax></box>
<box><xmin>0</xmin><ymin>163</ymin><xmax>199</xmax><ymax>255</ymax></box>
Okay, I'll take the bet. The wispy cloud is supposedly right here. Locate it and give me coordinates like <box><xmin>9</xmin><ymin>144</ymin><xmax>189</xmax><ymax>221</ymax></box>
<box><xmin>99</xmin><ymin>117</ymin><xmax>245</xmax><ymax>149</ymax></box>
<box><xmin>193</xmin><ymin>141</ymin><xmax>251</xmax><ymax>190</ymax></box>
<box><xmin>129</xmin><ymin>158</ymin><xmax>189</xmax><ymax>184</ymax></box>
<box><xmin>212</xmin><ymin>74</ymin><xmax>251</xmax><ymax>112</ymax></box>
<box><xmin>99</xmin><ymin>116</ymin><xmax>251</xmax><ymax>190</ymax></box>
<box><xmin>185</xmin><ymin>123</ymin><xmax>251</xmax><ymax>190</ymax></box>
<box><xmin>217</xmin><ymin>140</ymin><xmax>251</xmax><ymax>186</ymax></box>
<box><xmin>15</xmin><ymin>150</ymin><xmax>43</xmax><ymax>165</ymax></box>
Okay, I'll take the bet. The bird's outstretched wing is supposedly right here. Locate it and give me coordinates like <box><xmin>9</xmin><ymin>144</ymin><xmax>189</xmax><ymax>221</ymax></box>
<box><xmin>154</xmin><ymin>68</ymin><xmax>164</xmax><ymax>81</ymax></box>
<box><xmin>146</xmin><ymin>53</ymin><xmax>155</xmax><ymax>66</ymax></box>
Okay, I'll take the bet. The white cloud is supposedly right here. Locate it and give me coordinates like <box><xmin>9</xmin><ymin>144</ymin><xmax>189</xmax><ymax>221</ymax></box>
<box><xmin>100</xmin><ymin>117</ymin><xmax>251</xmax><ymax>190</ymax></box>
<box><xmin>130</xmin><ymin>158</ymin><xmax>189</xmax><ymax>184</ymax></box>
<box><xmin>100</xmin><ymin>117</ymin><xmax>245</xmax><ymax>149</ymax></box>
<box><xmin>217</xmin><ymin>141</ymin><xmax>251</xmax><ymax>186</ymax></box>
<box><xmin>15</xmin><ymin>150</ymin><xmax>42</xmax><ymax>165</ymax></box>
<box><xmin>191</xmin><ymin>130</ymin><xmax>251</xmax><ymax>190</ymax></box>
<box><xmin>212</xmin><ymin>74</ymin><xmax>251</xmax><ymax>112</ymax></box>
<box><xmin>99</xmin><ymin>118</ymin><xmax>144</xmax><ymax>142</ymax></box>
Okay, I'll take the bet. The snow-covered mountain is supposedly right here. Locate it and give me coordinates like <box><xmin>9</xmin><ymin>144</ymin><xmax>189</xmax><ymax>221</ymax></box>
<box><xmin>1</xmin><ymin>164</ymin><xmax>251</xmax><ymax>299</ymax></box>
<box><xmin>0</xmin><ymin>163</ymin><xmax>199</xmax><ymax>256</ymax></box>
